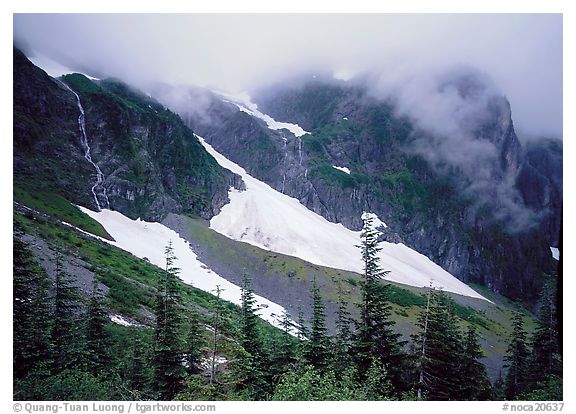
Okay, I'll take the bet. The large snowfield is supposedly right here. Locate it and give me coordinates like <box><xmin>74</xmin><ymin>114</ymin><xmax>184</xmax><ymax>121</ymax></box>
<box><xmin>46</xmin><ymin>65</ymin><xmax>486</xmax><ymax>303</ymax></box>
<box><xmin>79</xmin><ymin>207</ymin><xmax>292</xmax><ymax>329</ymax></box>
<box><xmin>200</xmin><ymin>136</ymin><xmax>488</xmax><ymax>301</ymax></box>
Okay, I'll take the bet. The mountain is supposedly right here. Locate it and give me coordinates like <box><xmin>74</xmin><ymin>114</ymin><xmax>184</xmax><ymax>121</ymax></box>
<box><xmin>12</xmin><ymin>47</ymin><xmax>560</xmax><ymax>391</ymax></box>
<box><xmin>15</xmin><ymin>42</ymin><xmax>560</xmax><ymax>307</ymax></box>
<box><xmin>517</xmin><ymin>137</ymin><xmax>563</xmax><ymax>246</ymax></box>
<box><xmin>13</xmin><ymin>45</ymin><xmax>490</xmax><ymax>306</ymax></box>
<box><xmin>14</xmin><ymin>47</ymin><xmax>242</xmax><ymax>223</ymax></box>
<box><xmin>161</xmin><ymin>75</ymin><xmax>560</xmax><ymax>306</ymax></box>
<box><xmin>197</xmin><ymin>135</ymin><xmax>485</xmax><ymax>300</ymax></box>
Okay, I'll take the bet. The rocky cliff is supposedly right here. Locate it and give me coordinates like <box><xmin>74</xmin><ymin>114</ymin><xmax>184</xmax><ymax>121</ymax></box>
<box><xmin>17</xmin><ymin>42</ymin><xmax>558</xmax><ymax>306</ymax></box>
<box><xmin>517</xmin><ymin>138</ymin><xmax>563</xmax><ymax>246</ymax></box>
<box><xmin>14</xmin><ymin>47</ymin><xmax>242</xmax><ymax>222</ymax></box>
<box><xmin>164</xmin><ymin>76</ymin><xmax>560</xmax><ymax>306</ymax></box>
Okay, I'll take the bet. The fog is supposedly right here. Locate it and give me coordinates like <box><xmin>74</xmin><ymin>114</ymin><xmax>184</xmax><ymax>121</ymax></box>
<box><xmin>14</xmin><ymin>13</ymin><xmax>562</xmax><ymax>138</ymax></box>
<box><xmin>394</xmin><ymin>66</ymin><xmax>540</xmax><ymax>232</ymax></box>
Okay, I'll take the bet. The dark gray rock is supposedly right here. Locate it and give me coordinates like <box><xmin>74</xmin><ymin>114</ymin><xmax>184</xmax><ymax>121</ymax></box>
<box><xmin>19</xmin><ymin>233</ymin><xmax>105</xmax><ymax>297</ymax></box>
<box><xmin>170</xmin><ymin>78</ymin><xmax>559</xmax><ymax>306</ymax></box>
<box><xmin>517</xmin><ymin>138</ymin><xmax>562</xmax><ymax>246</ymax></box>
<box><xmin>14</xmin><ymin>47</ymin><xmax>243</xmax><ymax>222</ymax></box>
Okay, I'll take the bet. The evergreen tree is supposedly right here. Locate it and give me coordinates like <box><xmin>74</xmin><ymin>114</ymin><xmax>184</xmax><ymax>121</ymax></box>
<box><xmin>235</xmin><ymin>274</ymin><xmax>269</xmax><ymax>399</ymax></box>
<box><xmin>492</xmin><ymin>370</ymin><xmax>506</xmax><ymax>400</ymax></box>
<box><xmin>305</xmin><ymin>278</ymin><xmax>330</xmax><ymax>371</ymax></box>
<box><xmin>459</xmin><ymin>326</ymin><xmax>492</xmax><ymax>400</ymax></box>
<box><xmin>504</xmin><ymin>312</ymin><xmax>530</xmax><ymax>399</ymax></box>
<box><xmin>412</xmin><ymin>289</ymin><xmax>464</xmax><ymax>400</ymax></box>
<box><xmin>126</xmin><ymin>334</ymin><xmax>153</xmax><ymax>396</ymax></box>
<box><xmin>415</xmin><ymin>282</ymin><xmax>433</xmax><ymax>400</ymax></box>
<box><xmin>279</xmin><ymin>310</ymin><xmax>296</xmax><ymax>365</ymax></box>
<box><xmin>332</xmin><ymin>290</ymin><xmax>353</xmax><ymax>375</ymax></box>
<box><xmin>352</xmin><ymin>214</ymin><xmax>406</xmax><ymax>392</ymax></box>
<box><xmin>13</xmin><ymin>236</ymin><xmax>53</xmax><ymax>379</ymax></box>
<box><xmin>184</xmin><ymin>308</ymin><xmax>204</xmax><ymax>376</ymax></box>
<box><xmin>270</xmin><ymin>309</ymin><xmax>297</xmax><ymax>379</ymax></box>
<box><xmin>85</xmin><ymin>278</ymin><xmax>111</xmax><ymax>374</ymax></box>
<box><xmin>209</xmin><ymin>285</ymin><xmax>224</xmax><ymax>386</ymax></box>
<box><xmin>152</xmin><ymin>241</ymin><xmax>185</xmax><ymax>400</ymax></box>
<box><xmin>295</xmin><ymin>304</ymin><xmax>309</xmax><ymax>366</ymax></box>
<box><xmin>240</xmin><ymin>275</ymin><xmax>261</xmax><ymax>359</ymax></box>
<box><xmin>296</xmin><ymin>303</ymin><xmax>309</xmax><ymax>341</ymax></box>
<box><xmin>52</xmin><ymin>253</ymin><xmax>83</xmax><ymax>373</ymax></box>
<box><xmin>525</xmin><ymin>277</ymin><xmax>562</xmax><ymax>397</ymax></box>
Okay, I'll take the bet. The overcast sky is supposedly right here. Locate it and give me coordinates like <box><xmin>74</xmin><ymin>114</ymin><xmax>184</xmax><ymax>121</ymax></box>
<box><xmin>13</xmin><ymin>13</ymin><xmax>562</xmax><ymax>137</ymax></box>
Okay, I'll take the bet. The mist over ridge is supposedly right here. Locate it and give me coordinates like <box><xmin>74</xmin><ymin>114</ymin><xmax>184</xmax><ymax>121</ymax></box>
<box><xmin>14</xmin><ymin>13</ymin><xmax>562</xmax><ymax>139</ymax></box>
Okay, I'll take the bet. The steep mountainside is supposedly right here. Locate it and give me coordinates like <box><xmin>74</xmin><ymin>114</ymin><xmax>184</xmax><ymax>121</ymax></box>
<box><xmin>12</xmin><ymin>48</ymin><xmax>549</xmax><ymax>386</ymax></box>
<box><xmin>14</xmin><ymin>47</ymin><xmax>242</xmax><ymax>222</ymax></box>
<box><xmin>13</xmin><ymin>189</ymin><xmax>535</xmax><ymax>382</ymax></box>
<box><xmin>517</xmin><ymin>138</ymin><xmax>563</xmax><ymax>246</ymax></box>
<box><xmin>163</xmin><ymin>77</ymin><xmax>560</xmax><ymax>306</ymax></box>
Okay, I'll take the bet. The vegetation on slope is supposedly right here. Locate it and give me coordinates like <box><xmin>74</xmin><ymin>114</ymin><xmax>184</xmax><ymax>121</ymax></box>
<box><xmin>13</xmin><ymin>177</ymin><xmax>560</xmax><ymax>401</ymax></box>
<box><xmin>14</xmin><ymin>47</ymin><xmax>235</xmax><ymax>223</ymax></box>
<box><xmin>255</xmin><ymin>80</ymin><xmax>557</xmax><ymax>306</ymax></box>
<box><xmin>14</xmin><ymin>182</ymin><xmax>113</xmax><ymax>240</ymax></box>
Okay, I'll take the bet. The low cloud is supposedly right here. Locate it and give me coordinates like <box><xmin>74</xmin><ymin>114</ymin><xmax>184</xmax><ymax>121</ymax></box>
<box><xmin>151</xmin><ymin>84</ymin><xmax>218</xmax><ymax>127</ymax></box>
<box><xmin>13</xmin><ymin>14</ymin><xmax>562</xmax><ymax>138</ymax></box>
<box><xmin>370</xmin><ymin>65</ymin><xmax>539</xmax><ymax>232</ymax></box>
<box><xmin>13</xmin><ymin>14</ymin><xmax>559</xmax><ymax>232</ymax></box>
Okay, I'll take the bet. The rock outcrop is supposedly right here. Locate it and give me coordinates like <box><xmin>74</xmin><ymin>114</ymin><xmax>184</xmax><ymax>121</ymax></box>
<box><xmin>14</xmin><ymin>47</ymin><xmax>242</xmax><ymax>222</ymax></box>
<box><xmin>165</xmin><ymin>76</ymin><xmax>560</xmax><ymax>306</ymax></box>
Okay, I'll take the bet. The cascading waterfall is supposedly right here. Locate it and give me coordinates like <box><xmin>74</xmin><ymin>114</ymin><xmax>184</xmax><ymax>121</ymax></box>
<box><xmin>59</xmin><ymin>80</ymin><xmax>110</xmax><ymax>211</ymax></box>
<box><xmin>281</xmin><ymin>137</ymin><xmax>287</xmax><ymax>193</ymax></box>
<box><xmin>297</xmin><ymin>136</ymin><xmax>303</xmax><ymax>166</ymax></box>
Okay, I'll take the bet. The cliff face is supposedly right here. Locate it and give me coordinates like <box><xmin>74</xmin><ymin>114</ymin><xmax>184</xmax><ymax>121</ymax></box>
<box><xmin>14</xmin><ymin>48</ymin><xmax>242</xmax><ymax>221</ymax></box>
<box><xmin>168</xmin><ymin>77</ymin><xmax>559</xmax><ymax>306</ymax></box>
<box><xmin>20</xmin><ymin>37</ymin><xmax>559</xmax><ymax>307</ymax></box>
<box><xmin>517</xmin><ymin>138</ymin><xmax>563</xmax><ymax>246</ymax></box>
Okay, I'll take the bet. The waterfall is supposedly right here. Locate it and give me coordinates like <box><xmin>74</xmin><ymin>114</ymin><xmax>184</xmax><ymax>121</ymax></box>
<box><xmin>297</xmin><ymin>136</ymin><xmax>303</xmax><ymax>166</ymax></box>
<box><xmin>281</xmin><ymin>135</ymin><xmax>288</xmax><ymax>194</ymax></box>
<box><xmin>59</xmin><ymin>80</ymin><xmax>110</xmax><ymax>211</ymax></box>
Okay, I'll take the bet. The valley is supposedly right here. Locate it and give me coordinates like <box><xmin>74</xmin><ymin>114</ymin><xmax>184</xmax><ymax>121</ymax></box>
<box><xmin>12</xmin><ymin>37</ymin><xmax>562</xmax><ymax>401</ymax></box>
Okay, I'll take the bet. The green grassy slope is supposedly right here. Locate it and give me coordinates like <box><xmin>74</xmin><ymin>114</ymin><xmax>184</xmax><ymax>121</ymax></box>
<box><xmin>13</xmin><ymin>188</ymin><xmax>536</xmax><ymax>380</ymax></box>
<box><xmin>13</xmin><ymin>210</ymin><xmax>284</xmax><ymax>342</ymax></box>
<box><xmin>14</xmin><ymin>183</ymin><xmax>113</xmax><ymax>240</ymax></box>
<box><xmin>162</xmin><ymin>214</ymin><xmax>536</xmax><ymax>379</ymax></box>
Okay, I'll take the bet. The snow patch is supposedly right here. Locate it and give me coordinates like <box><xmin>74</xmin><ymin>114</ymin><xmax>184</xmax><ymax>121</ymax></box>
<box><xmin>200</xmin><ymin>136</ymin><xmax>487</xmax><ymax>301</ymax></box>
<box><xmin>362</xmin><ymin>212</ymin><xmax>387</xmax><ymax>229</ymax></box>
<box><xmin>77</xmin><ymin>207</ymin><xmax>293</xmax><ymax>330</ymax></box>
<box><xmin>201</xmin><ymin>356</ymin><xmax>228</xmax><ymax>369</ymax></box>
<box><xmin>550</xmin><ymin>246</ymin><xmax>560</xmax><ymax>261</ymax></box>
<box><xmin>109</xmin><ymin>314</ymin><xmax>139</xmax><ymax>327</ymax></box>
<box><xmin>61</xmin><ymin>220</ymin><xmax>113</xmax><ymax>243</ymax></box>
<box><xmin>215</xmin><ymin>91</ymin><xmax>309</xmax><ymax>137</ymax></box>
<box><xmin>332</xmin><ymin>165</ymin><xmax>351</xmax><ymax>175</ymax></box>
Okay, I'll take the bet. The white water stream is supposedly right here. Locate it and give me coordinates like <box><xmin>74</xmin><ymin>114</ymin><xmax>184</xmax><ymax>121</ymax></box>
<box><xmin>59</xmin><ymin>80</ymin><xmax>110</xmax><ymax>211</ymax></box>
